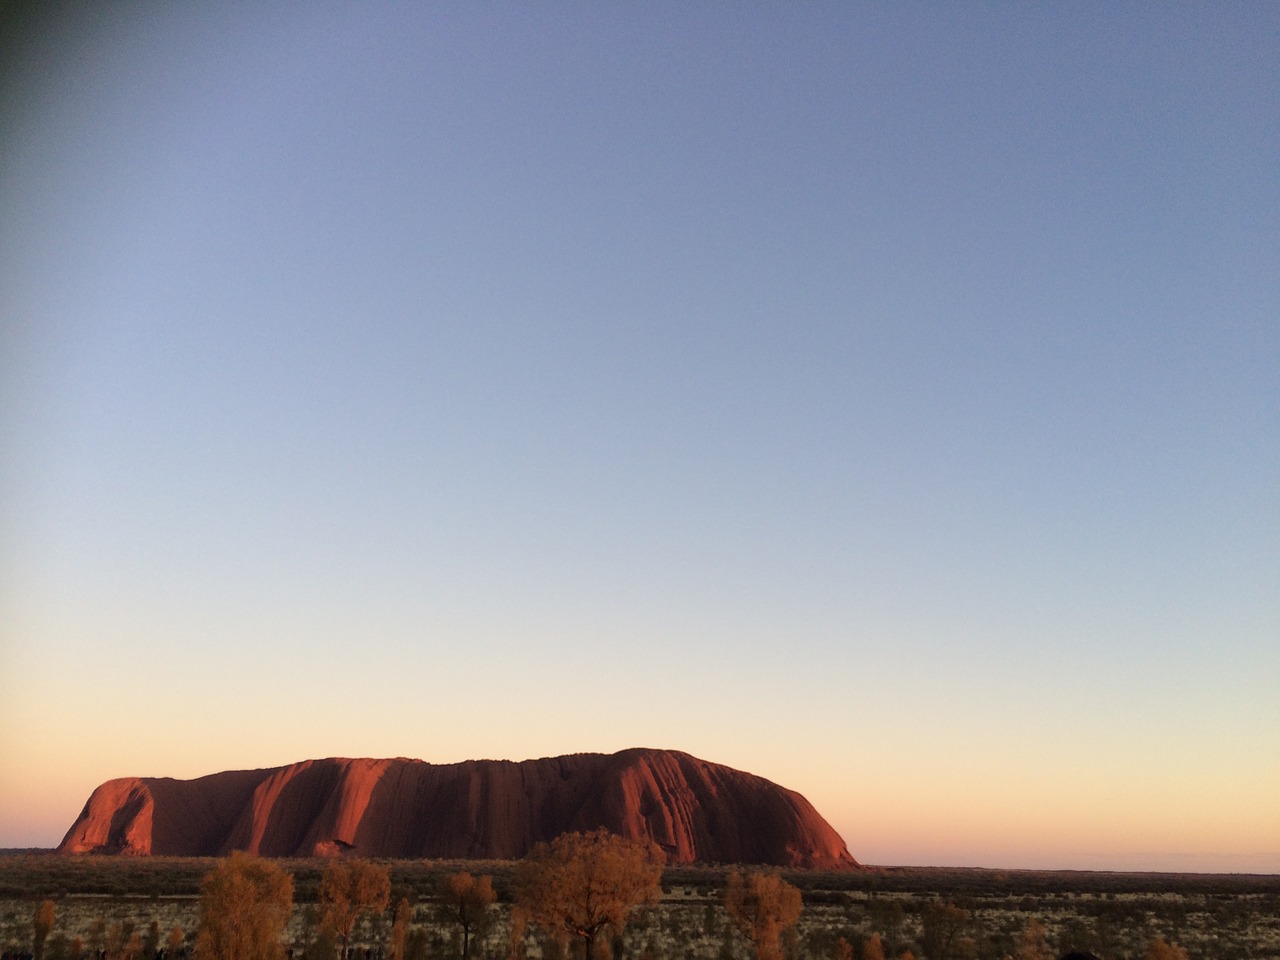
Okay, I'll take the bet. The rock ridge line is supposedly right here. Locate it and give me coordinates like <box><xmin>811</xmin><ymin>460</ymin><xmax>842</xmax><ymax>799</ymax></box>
<box><xmin>58</xmin><ymin>748</ymin><xmax>856</xmax><ymax>868</ymax></box>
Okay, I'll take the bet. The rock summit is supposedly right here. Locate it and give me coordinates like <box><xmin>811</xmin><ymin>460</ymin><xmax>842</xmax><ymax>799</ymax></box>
<box><xmin>59</xmin><ymin>748</ymin><xmax>856</xmax><ymax>867</ymax></box>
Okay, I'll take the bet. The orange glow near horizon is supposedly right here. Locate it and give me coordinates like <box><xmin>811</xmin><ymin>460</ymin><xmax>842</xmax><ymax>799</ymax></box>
<box><xmin>4</xmin><ymin>732</ymin><xmax>1277</xmax><ymax>874</ymax></box>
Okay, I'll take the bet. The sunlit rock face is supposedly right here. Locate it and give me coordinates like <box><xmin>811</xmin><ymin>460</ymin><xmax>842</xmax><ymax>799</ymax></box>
<box><xmin>58</xmin><ymin>748</ymin><xmax>857</xmax><ymax>868</ymax></box>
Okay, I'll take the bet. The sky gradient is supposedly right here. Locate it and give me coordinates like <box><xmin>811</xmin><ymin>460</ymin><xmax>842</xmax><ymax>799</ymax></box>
<box><xmin>2</xmin><ymin>3</ymin><xmax>1277</xmax><ymax>872</ymax></box>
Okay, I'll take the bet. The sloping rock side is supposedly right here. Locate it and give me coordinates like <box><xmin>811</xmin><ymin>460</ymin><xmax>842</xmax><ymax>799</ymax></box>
<box><xmin>58</xmin><ymin>748</ymin><xmax>856</xmax><ymax>868</ymax></box>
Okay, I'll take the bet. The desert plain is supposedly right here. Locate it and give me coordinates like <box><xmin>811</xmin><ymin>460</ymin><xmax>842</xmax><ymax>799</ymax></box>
<box><xmin>1</xmin><ymin>854</ymin><xmax>1277</xmax><ymax>960</ymax></box>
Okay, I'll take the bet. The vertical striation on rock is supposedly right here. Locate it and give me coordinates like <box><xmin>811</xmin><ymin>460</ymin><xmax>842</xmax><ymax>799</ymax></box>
<box><xmin>57</xmin><ymin>748</ymin><xmax>857</xmax><ymax>868</ymax></box>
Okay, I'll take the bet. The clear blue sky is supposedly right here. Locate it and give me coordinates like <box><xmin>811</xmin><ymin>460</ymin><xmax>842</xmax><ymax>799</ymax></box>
<box><xmin>2</xmin><ymin>3</ymin><xmax>1277</xmax><ymax>871</ymax></box>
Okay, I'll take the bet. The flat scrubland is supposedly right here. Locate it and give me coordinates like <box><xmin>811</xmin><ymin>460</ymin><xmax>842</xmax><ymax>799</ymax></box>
<box><xmin>1</xmin><ymin>854</ymin><xmax>1278</xmax><ymax>960</ymax></box>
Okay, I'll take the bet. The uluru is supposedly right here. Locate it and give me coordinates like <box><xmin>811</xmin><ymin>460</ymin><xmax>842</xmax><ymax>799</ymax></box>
<box><xmin>58</xmin><ymin>748</ymin><xmax>856</xmax><ymax>868</ymax></box>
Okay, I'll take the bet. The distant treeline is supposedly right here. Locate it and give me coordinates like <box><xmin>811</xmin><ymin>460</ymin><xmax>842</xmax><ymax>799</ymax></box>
<box><xmin>2</xmin><ymin>854</ymin><xmax>1278</xmax><ymax>902</ymax></box>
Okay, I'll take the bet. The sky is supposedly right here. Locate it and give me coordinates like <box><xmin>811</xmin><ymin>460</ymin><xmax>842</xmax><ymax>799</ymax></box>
<box><xmin>0</xmin><ymin>3</ymin><xmax>1276</xmax><ymax>873</ymax></box>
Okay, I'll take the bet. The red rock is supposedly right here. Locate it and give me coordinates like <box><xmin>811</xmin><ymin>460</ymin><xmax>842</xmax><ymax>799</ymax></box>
<box><xmin>57</xmin><ymin>748</ymin><xmax>857</xmax><ymax>868</ymax></box>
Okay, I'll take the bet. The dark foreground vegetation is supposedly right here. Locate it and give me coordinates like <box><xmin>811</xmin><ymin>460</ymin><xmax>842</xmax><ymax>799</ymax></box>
<box><xmin>1</xmin><ymin>848</ymin><xmax>1277</xmax><ymax>960</ymax></box>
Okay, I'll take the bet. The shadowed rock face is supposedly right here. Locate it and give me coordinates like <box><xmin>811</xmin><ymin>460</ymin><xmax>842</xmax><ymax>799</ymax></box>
<box><xmin>58</xmin><ymin>748</ymin><xmax>857</xmax><ymax>868</ymax></box>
